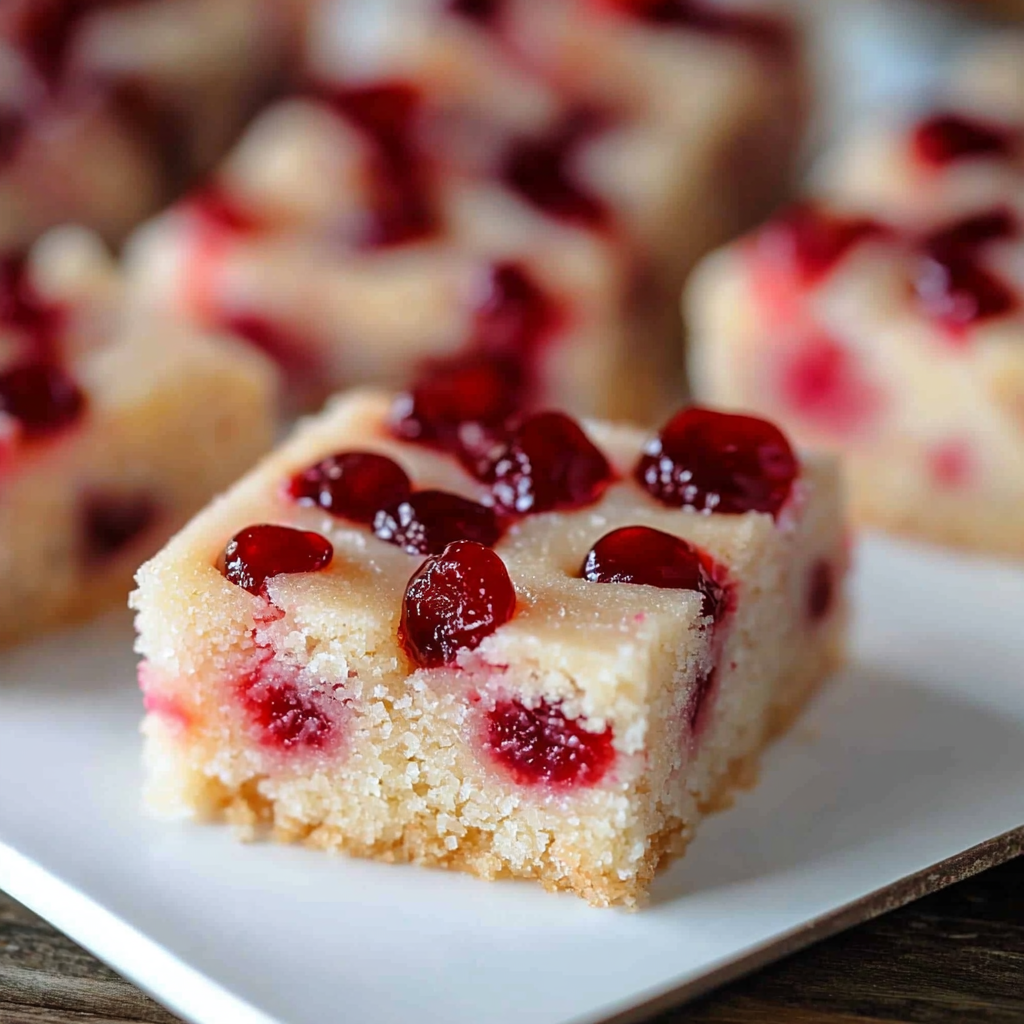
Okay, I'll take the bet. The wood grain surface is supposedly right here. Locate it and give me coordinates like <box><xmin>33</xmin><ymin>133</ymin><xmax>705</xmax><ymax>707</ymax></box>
<box><xmin>2</xmin><ymin>855</ymin><xmax>1023</xmax><ymax>1024</ymax></box>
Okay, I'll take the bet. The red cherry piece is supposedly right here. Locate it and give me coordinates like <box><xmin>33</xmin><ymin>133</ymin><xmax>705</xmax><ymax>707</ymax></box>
<box><xmin>481</xmin><ymin>411</ymin><xmax>613</xmax><ymax>514</ymax></box>
<box><xmin>318</xmin><ymin>83</ymin><xmax>437</xmax><ymax>247</ymax></box>
<box><xmin>914</xmin><ymin>253</ymin><xmax>1017</xmax><ymax>336</ymax></box>
<box><xmin>778</xmin><ymin>334</ymin><xmax>883</xmax><ymax>436</ymax></box>
<box><xmin>928</xmin><ymin>438</ymin><xmax>974</xmax><ymax>490</ymax></box>
<box><xmin>392</xmin><ymin>263</ymin><xmax>556</xmax><ymax>449</ymax></box>
<box><xmin>0</xmin><ymin>361</ymin><xmax>85</xmax><ymax>438</ymax></box>
<box><xmin>0</xmin><ymin>252</ymin><xmax>66</xmax><ymax>358</ymax></box>
<box><xmin>806</xmin><ymin>559</ymin><xmax>834</xmax><ymax>622</ymax></box>
<box><xmin>374</xmin><ymin>489</ymin><xmax>501</xmax><ymax>555</ymax></box>
<box><xmin>289</xmin><ymin>451</ymin><xmax>411</xmax><ymax>524</ymax></box>
<box><xmin>923</xmin><ymin>208</ymin><xmax>1018</xmax><ymax>257</ymax></box>
<box><xmin>187</xmin><ymin>185</ymin><xmax>262</xmax><ymax>236</ymax></box>
<box><xmin>596</xmin><ymin>0</ymin><xmax>793</xmax><ymax>54</ymax></box>
<box><xmin>449</xmin><ymin>0</ymin><xmax>502</xmax><ymax>21</ymax></box>
<box><xmin>238</xmin><ymin>660</ymin><xmax>335</xmax><ymax>752</ymax></box>
<box><xmin>222</xmin><ymin>524</ymin><xmax>333</xmax><ymax>595</ymax></box>
<box><xmin>912</xmin><ymin>113</ymin><xmax>1016</xmax><ymax>168</ymax></box>
<box><xmin>485</xmin><ymin>696</ymin><xmax>615</xmax><ymax>788</ymax></box>
<box><xmin>470</xmin><ymin>261</ymin><xmax>556</xmax><ymax>361</ymax></box>
<box><xmin>391</xmin><ymin>353</ymin><xmax>523</xmax><ymax>448</ymax></box>
<box><xmin>82</xmin><ymin>492</ymin><xmax>156</xmax><ymax>563</ymax></box>
<box><xmin>755</xmin><ymin>202</ymin><xmax>888</xmax><ymax>285</ymax></box>
<box><xmin>636</xmin><ymin>407</ymin><xmax>798</xmax><ymax>517</ymax></box>
<box><xmin>502</xmin><ymin>109</ymin><xmax>610</xmax><ymax>229</ymax></box>
<box><xmin>915</xmin><ymin>208</ymin><xmax>1019</xmax><ymax>335</ymax></box>
<box><xmin>582</xmin><ymin>526</ymin><xmax>727</xmax><ymax>621</ymax></box>
<box><xmin>400</xmin><ymin>540</ymin><xmax>515</xmax><ymax>668</ymax></box>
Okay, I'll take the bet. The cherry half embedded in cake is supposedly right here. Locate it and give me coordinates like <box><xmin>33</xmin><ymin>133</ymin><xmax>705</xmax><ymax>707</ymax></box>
<box><xmin>582</xmin><ymin>525</ymin><xmax>727</xmax><ymax>620</ymax></box>
<box><xmin>776</xmin><ymin>333</ymin><xmax>884</xmax><ymax>437</ymax></box>
<box><xmin>911</xmin><ymin>112</ymin><xmax>1017</xmax><ymax>168</ymax></box>
<box><xmin>133</xmin><ymin>390</ymin><xmax>845</xmax><ymax>907</ymax></box>
<box><xmin>374</xmin><ymin>490</ymin><xmax>501</xmax><ymax>555</ymax></box>
<box><xmin>400</xmin><ymin>539</ymin><xmax>516</xmax><ymax>667</ymax></box>
<box><xmin>318</xmin><ymin>83</ymin><xmax>438</xmax><ymax>248</ymax></box>
<box><xmin>0</xmin><ymin>361</ymin><xmax>85</xmax><ymax>440</ymax></box>
<box><xmin>752</xmin><ymin>202</ymin><xmax>888</xmax><ymax>286</ymax></box>
<box><xmin>391</xmin><ymin>354</ymin><xmax>524</xmax><ymax>448</ymax></box>
<box><xmin>914</xmin><ymin>207</ymin><xmax>1020</xmax><ymax>337</ymax></box>
<box><xmin>221</xmin><ymin>524</ymin><xmax>334</xmax><ymax>595</ymax></box>
<box><xmin>501</xmin><ymin>108</ymin><xmax>611</xmax><ymax>230</ymax></box>
<box><xmin>914</xmin><ymin>249</ymin><xmax>1017</xmax><ymax>337</ymax></box>
<box><xmin>289</xmin><ymin>451</ymin><xmax>412</xmax><ymax>524</ymax></box>
<box><xmin>636</xmin><ymin>407</ymin><xmax>798</xmax><ymax>516</ymax></box>
<box><xmin>238</xmin><ymin>657</ymin><xmax>339</xmax><ymax>753</ymax></box>
<box><xmin>469</xmin><ymin>262</ymin><xmax>558</xmax><ymax>365</ymax></box>
<box><xmin>390</xmin><ymin>262</ymin><xmax>559</xmax><ymax>449</ymax></box>
<box><xmin>478</xmin><ymin>411</ymin><xmax>614</xmax><ymax>514</ymax></box>
<box><xmin>484</xmin><ymin>696</ymin><xmax>615</xmax><ymax>789</ymax></box>
<box><xmin>0</xmin><ymin>252</ymin><xmax>66</xmax><ymax>358</ymax></box>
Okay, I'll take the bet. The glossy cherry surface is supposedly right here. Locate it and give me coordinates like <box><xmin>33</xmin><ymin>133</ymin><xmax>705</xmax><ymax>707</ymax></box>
<box><xmin>582</xmin><ymin>525</ymin><xmax>727</xmax><ymax>620</ymax></box>
<box><xmin>374</xmin><ymin>489</ymin><xmax>501</xmax><ymax>555</ymax></box>
<box><xmin>289</xmin><ymin>451</ymin><xmax>411</xmax><ymax>525</ymax></box>
<box><xmin>636</xmin><ymin>407</ymin><xmax>798</xmax><ymax>517</ymax></box>
<box><xmin>400</xmin><ymin>540</ymin><xmax>515</xmax><ymax>668</ymax></box>
<box><xmin>482</xmin><ymin>411</ymin><xmax>613</xmax><ymax>514</ymax></box>
<box><xmin>222</xmin><ymin>524</ymin><xmax>333</xmax><ymax>595</ymax></box>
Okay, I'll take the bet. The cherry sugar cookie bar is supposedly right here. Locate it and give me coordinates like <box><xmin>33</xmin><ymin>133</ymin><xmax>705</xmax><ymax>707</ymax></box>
<box><xmin>126</xmin><ymin>171</ymin><xmax>628</xmax><ymax>416</ymax></box>
<box><xmin>688</xmin><ymin>38</ymin><xmax>1024</xmax><ymax>558</ymax></box>
<box><xmin>308</xmin><ymin>0</ymin><xmax>806</xmax><ymax>295</ymax></box>
<box><xmin>0</xmin><ymin>228</ymin><xmax>276</xmax><ymax>646</ymax></box>
<box><xmin>0</xmin><ymin>0</ymin><xmax>291</xmax><ymax>251</ymax></box>
<box><xmin>133</xmin><ymin>387</ymin><xmax>845</xmax><ymax>907</ymax></box>
<box><xmin>124</xmin><ymin>0</ymin><xmax>805</xmax><ymax>419</ymax></box>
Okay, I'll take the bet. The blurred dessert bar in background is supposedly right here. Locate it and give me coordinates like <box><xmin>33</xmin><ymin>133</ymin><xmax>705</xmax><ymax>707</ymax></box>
<box><xmin>123</xmin><ymin>0</ymin><xmax>807</xmax><ymax>420</ymax></box>
<box><xmin>687</xmin><ymin>36</ymin><xmax>1024</xmax><ymax>557</ymax></box>
<box><xmin>0</xmin><ymin>0</ymin><xmax>295</xmax><ymax>251</ymax></box>
<box><xmin>0</xmin><ymin>227</ymin><xmax>276</xmax><ymax>645</ymax></box>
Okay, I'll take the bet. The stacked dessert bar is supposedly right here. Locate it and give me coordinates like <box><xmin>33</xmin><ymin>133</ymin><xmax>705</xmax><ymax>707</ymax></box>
<box><xmin>688</xmin><ymin>38</ymin><xmax>1024</xmax><ymax>557</ymax></box>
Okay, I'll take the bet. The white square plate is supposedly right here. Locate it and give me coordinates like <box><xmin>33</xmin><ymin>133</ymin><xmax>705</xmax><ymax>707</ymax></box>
<box><xmin>1</xmin><ymin>534</ymin><xmax>1023</xmax><ymax>1024</ymax></box>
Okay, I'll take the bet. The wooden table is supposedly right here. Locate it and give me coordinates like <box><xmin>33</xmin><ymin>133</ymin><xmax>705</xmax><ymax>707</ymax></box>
<box><xmin>3</xmin><ymin>855</ymin><xmax>1023</xmax><ymax>1024</ymax></box>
